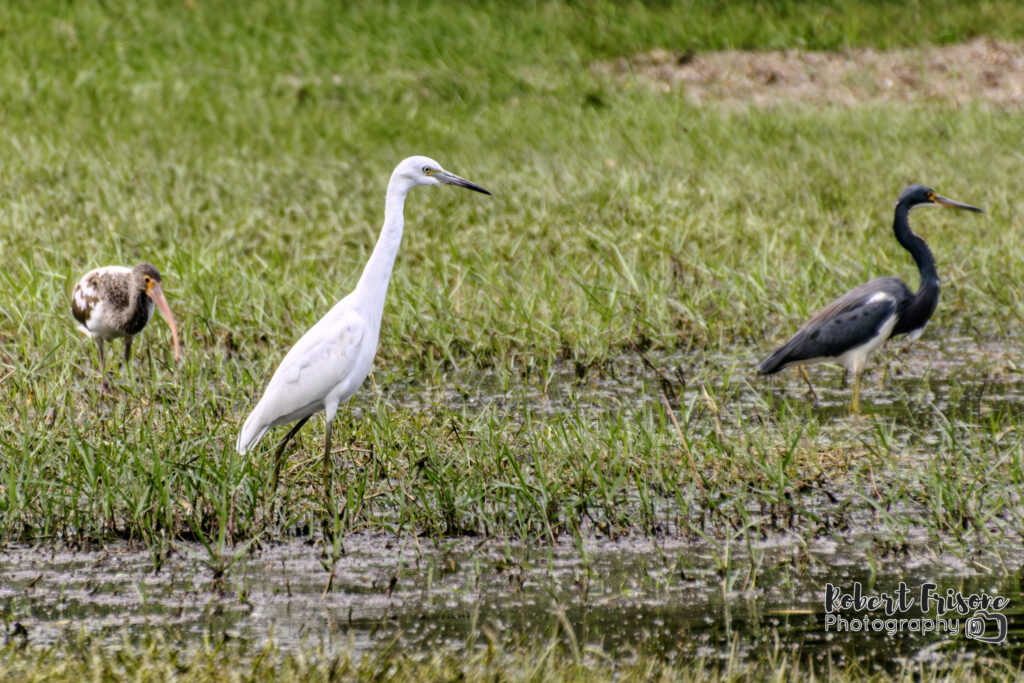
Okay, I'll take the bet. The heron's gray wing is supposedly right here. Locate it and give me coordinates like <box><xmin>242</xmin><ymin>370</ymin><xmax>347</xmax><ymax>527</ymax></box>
<box><xmin>758</xmin><ymin>278</ymin><xmax>908</xmax><ymax>374</ymax></box>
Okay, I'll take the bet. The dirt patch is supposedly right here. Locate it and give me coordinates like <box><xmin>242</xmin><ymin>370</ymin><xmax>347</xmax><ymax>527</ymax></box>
<box><xmin>594</xmin><ymin>38</ymin><xmax>1024</xmax><ymax>107</ymax></box>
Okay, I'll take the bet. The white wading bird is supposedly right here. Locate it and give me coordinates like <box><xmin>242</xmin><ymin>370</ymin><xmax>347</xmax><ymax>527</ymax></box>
<box><xmin>236</xmin><ymin>156</ymin><xmax>490</xmax><ymax>482</ymax></box>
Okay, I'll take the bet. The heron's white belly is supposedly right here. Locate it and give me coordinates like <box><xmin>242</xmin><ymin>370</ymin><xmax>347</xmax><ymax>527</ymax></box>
<box><xmin>835</xmin><ymin>313</ymin><xmax>898</xmax><ymax>374</ymax></box>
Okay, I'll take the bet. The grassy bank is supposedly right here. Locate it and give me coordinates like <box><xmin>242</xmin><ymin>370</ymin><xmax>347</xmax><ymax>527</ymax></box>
<box><xmin>1</xmin><ymin>631</ymin><xmax>1022</xmax><ymax>682</ymax></box>
<box><xmin>1</xmin><ymin>1</ymin><xmax>1023</xmax><ymax>565</ymax></box>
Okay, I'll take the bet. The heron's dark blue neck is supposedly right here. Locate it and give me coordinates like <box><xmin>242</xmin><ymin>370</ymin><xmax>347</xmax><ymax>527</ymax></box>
<box><xmin>892</xmin><ymin>201</ymin><xmax>940</xmax><ymax>334</ymax></box>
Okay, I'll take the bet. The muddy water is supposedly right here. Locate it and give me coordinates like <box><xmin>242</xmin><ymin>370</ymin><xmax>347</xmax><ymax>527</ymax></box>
<box><xmin>4</xmin><ymin>340</ymin><xmax>1023</xmax><ymax>666</ymax></box>
<box><xmin>1</xmin><ymin>536</ymin><xmax>1021</xmax><ymax>668</ymax></box>
<box><xmin>378</xmin><ymin>337</ymin><xmax>1024</xmax><ymax>423</ymax></box>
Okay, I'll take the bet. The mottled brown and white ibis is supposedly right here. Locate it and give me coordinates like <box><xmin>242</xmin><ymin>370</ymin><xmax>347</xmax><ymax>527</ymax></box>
<box><xmin>71</xmin><ymin>263</ymin><xmax>181</xmax><ymax>392</ymax></box>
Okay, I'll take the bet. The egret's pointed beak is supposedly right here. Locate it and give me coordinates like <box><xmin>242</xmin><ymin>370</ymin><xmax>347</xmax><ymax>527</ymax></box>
<box><xmin>437</xmin><ymin>170</ymin><xmax>491</xmax><ymax>196</ymax></box>
<box><xmin>146</xmin><ymin>282</ymin><xmax>181</xmax><ymax>362</ymax></box>
<box><xmin>933</xmin><ymin>193</ymin><xmax>984</xmax><ymax>213</ymax></box>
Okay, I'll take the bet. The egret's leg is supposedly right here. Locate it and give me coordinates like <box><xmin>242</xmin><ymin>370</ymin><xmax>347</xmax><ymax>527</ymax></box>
<box><xmin>798</xmin><ymin>366</ymin><xmax>818</xmax><ymax>402</ymax></box>
<box><xmin>322</xmin><ymin>418</ymin><xmax>335</xmax><ymax>477</ymax></box>
<box><xmin>322</xmin><ymin>403</ymin><xmax>339</xmax><ymax>501</ymax></box>
<box><xmin>271</xmin><ymin>415</ymin><xmax>311</xmax><ymax>494</ymax></box>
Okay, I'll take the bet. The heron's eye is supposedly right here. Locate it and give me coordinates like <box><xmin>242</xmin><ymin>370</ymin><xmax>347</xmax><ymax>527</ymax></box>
<box><xmin>927</xmin><ymin>192</ymin><xmax>936</xmax><ymax>202</ymax></box>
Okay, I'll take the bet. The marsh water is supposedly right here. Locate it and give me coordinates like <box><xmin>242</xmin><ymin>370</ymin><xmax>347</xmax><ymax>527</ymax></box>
<box><xmin>3</xmin><ymin>341</ymin><xmax>1024</xmax><ymax>668</ymax></box>
<box><xmin>0</xmin><ymin>535</ymin><xmax>1022</xmax><ymax>670</ymax></box>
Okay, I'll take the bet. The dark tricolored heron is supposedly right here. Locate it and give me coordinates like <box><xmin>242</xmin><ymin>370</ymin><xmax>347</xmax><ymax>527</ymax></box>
<box><xmin>757</xmin><ymin>185</ymin><xmax>984</xmax><ymax>412</ymax></box>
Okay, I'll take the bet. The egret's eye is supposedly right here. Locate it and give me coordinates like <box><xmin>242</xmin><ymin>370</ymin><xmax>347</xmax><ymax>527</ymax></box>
<box><xmin>422</xmin><ymin>166</ymin><xmax>432</xmax><ymax>174</ymax></box>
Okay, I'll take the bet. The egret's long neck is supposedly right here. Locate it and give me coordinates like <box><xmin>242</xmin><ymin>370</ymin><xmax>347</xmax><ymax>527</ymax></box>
<box><xmin>353</xmin><ymin>178</ymin><xmax>409</xmax><ymax>321</ymax></box>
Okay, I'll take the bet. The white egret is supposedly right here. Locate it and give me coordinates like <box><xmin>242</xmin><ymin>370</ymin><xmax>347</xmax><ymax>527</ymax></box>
<box><xmin>235</xmin><ymin>156</ymin><xmax>490</xmax><ymax>484</ymax></box>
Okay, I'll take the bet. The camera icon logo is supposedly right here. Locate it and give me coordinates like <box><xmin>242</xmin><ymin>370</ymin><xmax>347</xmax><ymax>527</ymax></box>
<box><xmin>965</xmin><ymin>610</ymin><xmax>1008</xmax><ymax>644</ymax></box>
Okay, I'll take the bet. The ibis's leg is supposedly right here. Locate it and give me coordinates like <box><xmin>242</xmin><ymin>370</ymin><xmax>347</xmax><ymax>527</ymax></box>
<box><xmin>96</xmin><ymin>339</ymin><xmax>110</xmax><ymax>393</ymax></box>
<box><xmin>122</xmin><ymin>337</ymin><xmax>136</xmax><ymax>389</ymax></box>
<box><xmin>270</xmin><ymin>415</ymin><xmax>311</xmax><ymax>494</ymax></box>
<box><xmin>798</xmin><ymin>366</ymin><xmax>818</xmax><ymax>402</ymax></box>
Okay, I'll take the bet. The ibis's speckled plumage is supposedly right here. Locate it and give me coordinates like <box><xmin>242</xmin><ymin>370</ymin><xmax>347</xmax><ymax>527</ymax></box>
<box><xmin>72</xmin><ymin>263</ymin><xmax>181</xmax><ymax>391</ymax></box>
<box><xmin>758</xmin><ymin>185</ymin><xmax>984</xmax><ymax>412</ymax></box>
<box><xmin>235</xmin><ymin>156</ymin><xmax>490</xmax><ymax>488</ymax></box>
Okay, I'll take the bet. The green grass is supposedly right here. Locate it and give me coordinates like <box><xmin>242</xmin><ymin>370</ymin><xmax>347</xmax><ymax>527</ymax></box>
<box><xmin>1</xmin><ymin>630</ymin><xmax>1021</xmax><ymax>682</ymax></box>
<box><xmin>1</xmin><ymin>2</ymin><xmax>1024</xmax><ymax>673</ymax></box>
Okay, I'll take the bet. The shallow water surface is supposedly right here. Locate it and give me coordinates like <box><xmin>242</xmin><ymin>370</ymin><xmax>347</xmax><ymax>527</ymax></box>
<box><xmin>1</xmin><ymin>535</ymin><xmax>1021</xmax><ymax>670</ymax></box>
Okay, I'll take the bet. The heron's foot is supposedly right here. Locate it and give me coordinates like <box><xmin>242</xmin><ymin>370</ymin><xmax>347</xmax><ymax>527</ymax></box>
<box><xmin>797</xmin><ymin>366</ymin><xmax>819</xmax><ymax>403</ymax></box>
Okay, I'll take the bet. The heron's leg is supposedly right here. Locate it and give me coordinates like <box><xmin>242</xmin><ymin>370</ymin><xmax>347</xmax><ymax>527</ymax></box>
<box><xmin>840</xmin><ymin>369</ymin><xmax>848</xmax><ymax>389</ymax></box>
<box><xmin>271</xmin><ymin>415</ymin><xmax>311</xmax><ymax>494</ymax></box>
<box><xmin>798</xmin><ymin>366</ymin><xmax>818</xmax><ymax>403</ymax></box>
<box><xmin>851</xmin><ymin>372</ymin><xmax>862</xmax><ymax>414</ymax></box>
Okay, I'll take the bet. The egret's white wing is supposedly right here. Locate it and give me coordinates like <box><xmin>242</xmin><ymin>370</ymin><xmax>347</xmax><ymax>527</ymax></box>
<box><xmin>236</xmin><ymin>309</ymin><xmax>372</xmax><ymax>453</ymax></box>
